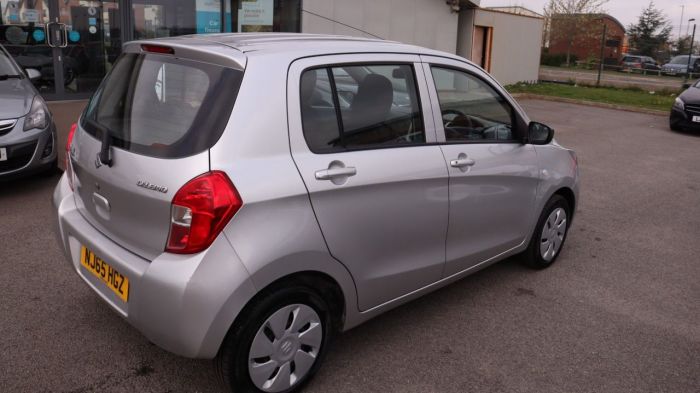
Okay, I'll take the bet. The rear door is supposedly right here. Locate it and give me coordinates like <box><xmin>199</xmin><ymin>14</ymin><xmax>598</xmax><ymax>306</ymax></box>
<box><xmin>70</xmin><ymin>44</ymin><xmax>243</xmax><ymax>260</ymax></box>
<box><xmin>421</xmin><ymin>57</ymin><xmax>540</xmax><ymax>277</ymax></box>
<box><xmin>288</xmin><ymin>54</ymin><xmax>449</xmax><ymax>311</ymax></box>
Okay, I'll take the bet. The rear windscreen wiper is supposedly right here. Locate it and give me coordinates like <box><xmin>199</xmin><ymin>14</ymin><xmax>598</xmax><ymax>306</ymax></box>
<box><xmin>86</xmin><ymin>118</ymin><xmax>114</xmax><ymax>167</ymax></box>
<box><xmin>0</xmin><ymin>74</ymin><xmax>22</xmax><ymax>80</ymax></box>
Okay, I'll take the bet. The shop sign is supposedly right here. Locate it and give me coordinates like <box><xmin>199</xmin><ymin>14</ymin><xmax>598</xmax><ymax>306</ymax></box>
<box><xmin>4</xmin><ymin>1</ymin><xmax>20</xmax><ymax>23</ymax></box>
<box><xmin>238</xmin><ymin>0</ymin><xmax>273</xmax><ymax>32</ymax></box>
<box><xmin>196</xmin><ymin>0</ymin><xmax>221</xmax><ymax>33</ymax></box>
<box><xmin>22</xmin><ymin>9</ymin><xmax>40</xmax><ymax>23</ymax></box>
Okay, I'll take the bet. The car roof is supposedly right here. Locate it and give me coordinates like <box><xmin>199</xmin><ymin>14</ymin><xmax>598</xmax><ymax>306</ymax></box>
<box><xmin>127</xmin><ymin>33</ymin><xmax>470</xmax><ymax>69</ymax></box>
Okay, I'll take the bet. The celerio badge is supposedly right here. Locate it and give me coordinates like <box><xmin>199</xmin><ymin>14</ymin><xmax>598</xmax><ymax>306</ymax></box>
<box><xmin>137</xmin><ymin>180</ymin><xmax>168</xmax><ymax>193</ymax></box>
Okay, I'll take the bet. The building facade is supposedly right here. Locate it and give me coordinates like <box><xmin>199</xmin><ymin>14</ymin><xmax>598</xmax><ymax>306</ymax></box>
<box><xmin>547</xmin><ymin>13</ymin><xmax>625</xmax><ymax>64</ymax></box>
<box><xmin>1</xmin><ymin>0</ymin><xmax>543</xmax><ymax>135</ymax></box>
<box><xmin>457</xmin><ymin>7</ymin><xmax>544</xmax><ymax>85</ymax></box>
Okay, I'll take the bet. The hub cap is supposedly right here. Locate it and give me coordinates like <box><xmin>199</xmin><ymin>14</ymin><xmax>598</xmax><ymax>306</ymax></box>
<box><xmin>540</xmin><ymin>207</ymin><xmax>567</xmax><ymax>261</ymax></box>
<box><xmin>248</xmin><ymin>304</ymin><xmax>323</xmax><ymax>392</ymax></box>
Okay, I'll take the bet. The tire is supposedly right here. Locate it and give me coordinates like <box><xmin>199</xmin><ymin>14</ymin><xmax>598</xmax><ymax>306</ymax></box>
<box><xmin>670</xmin><ymin>119</ymin><xmax>682</xmax><ymax>132</ymax></box>
<box><xmin>215</xmin><ymin>284</ymin><xmax>333</xmax><ymax>393</ymax></box>
<box><xmin>522</xmin><ymin>194</ymin><xmax>571</xmax><ymax>269</ymax></box>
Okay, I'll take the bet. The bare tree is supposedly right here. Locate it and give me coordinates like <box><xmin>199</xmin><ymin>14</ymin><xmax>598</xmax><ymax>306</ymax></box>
<box><xmin>544</xmin><ymin>0</ymin><xmax>610</xmax><ymax>66</ymax></box>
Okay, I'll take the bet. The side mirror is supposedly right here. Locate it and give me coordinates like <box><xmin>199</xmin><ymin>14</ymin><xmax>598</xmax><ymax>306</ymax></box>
<box><xmin>25</xmin><ymin>68</ymin><xmax>41</xmax><ymax>81</ymax></box>
<box><xmin>528</xmin><ymin>122</ymin><xmax>554</xmax><ymax>145</ymax></box>
<box><xmin>682</xmin><ymin>83</ymin><xmax>691</xmax><ymax>90</ymax></box>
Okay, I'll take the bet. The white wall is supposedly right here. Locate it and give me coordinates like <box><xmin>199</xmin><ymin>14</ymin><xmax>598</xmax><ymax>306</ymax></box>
<box><xmin>301</xmin><ymin>0</ymin><xmax>459</xmax><ymax>54</ymax></box>
<box><xmin>456</xmin><ymin>8</ymin><xmax>475</xmax><ymax>59</ymax></box>
<box><xmin>472</xmin><ymin>9</ymin><xmax>543</xmax><ymax>85</ymax></box>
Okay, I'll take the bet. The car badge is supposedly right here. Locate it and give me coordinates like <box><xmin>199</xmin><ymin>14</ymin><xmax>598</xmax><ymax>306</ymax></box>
<box><xmin>137</xmin><ymin>180</ymin><xmax>168</xmax><ymax>194</ymax></box>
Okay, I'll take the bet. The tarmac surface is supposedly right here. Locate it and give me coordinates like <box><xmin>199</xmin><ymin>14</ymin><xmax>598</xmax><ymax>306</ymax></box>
<box><xmin>1</xmin><ymin>99</ymin><xmax>699</xmax><ymax>392</ymax></box>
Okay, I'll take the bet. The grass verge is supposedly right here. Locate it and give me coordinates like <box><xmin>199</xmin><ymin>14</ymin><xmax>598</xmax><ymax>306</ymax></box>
<box><xmin>506</xmin><ymin>82</ymin><xmax>678</xmax><ymax>112</ymax></box>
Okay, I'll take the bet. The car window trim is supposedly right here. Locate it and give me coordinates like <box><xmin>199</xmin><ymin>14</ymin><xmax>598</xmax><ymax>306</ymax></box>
<box><xmin>325</xmin><ymin>67</ymin><xmax>347</xmax><ymax>147</ymax></box>
<box><xmin>428</xmin><ymin>64</ymin><xmax>520</xmax><ymax>144</ymax></box>
<box><xmin>299</xmin><ymin>61</ymin><xmax>430</xmax><ymax>155</ymax></box>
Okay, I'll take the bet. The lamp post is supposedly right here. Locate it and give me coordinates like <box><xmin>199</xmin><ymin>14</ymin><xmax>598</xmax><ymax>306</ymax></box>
<box><xmin>685</xmin><ymin>19</ymin><xmax>696</xmax><ymax>85</ymax></box>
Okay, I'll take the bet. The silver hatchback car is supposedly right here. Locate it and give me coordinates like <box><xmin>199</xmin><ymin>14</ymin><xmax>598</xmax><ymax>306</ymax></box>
<box><xmin>53</xmin><ymin>34</ymin><xmax>579</xmax><ymax>393</ymax></box>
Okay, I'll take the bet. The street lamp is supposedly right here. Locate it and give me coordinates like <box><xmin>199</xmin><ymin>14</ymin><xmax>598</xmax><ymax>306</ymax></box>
<box><xmin>685</xmin><ymin>19</ymin><xmax>696</xmax><ymax>85</ymax></box>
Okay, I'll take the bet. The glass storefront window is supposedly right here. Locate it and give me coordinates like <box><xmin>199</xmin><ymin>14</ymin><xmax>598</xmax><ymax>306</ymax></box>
<box><xmin>2</xmin><ymin>0</ymin><xmax>301</xmax><ymax>100</ymax></box>
<box><xmin>133</xmin><ymin>0</ymin><xmax>222</xmax><ymax>39</ymax></box>
<box><xmin>232</xmin><ymin>0</ymin><xmax>299</xmax><ymax>33</ymax></box>
<box><xmin>57</xmin><ymin>1</ymin><xmax>121</xmax><ymax>94</ymax></box>
<box><xmin>0</xmin><ymin>0</ymin><xmax>53</xmax><ymax>93</ymax></box>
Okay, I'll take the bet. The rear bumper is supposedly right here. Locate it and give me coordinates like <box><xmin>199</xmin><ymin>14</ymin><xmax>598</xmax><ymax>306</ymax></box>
<box><xmin>52</xmin><ymin>174</ymin><xmax>257</xmax><ymax>358</ymax></box>
<box><xmin>670</xmin><ymin>108</ymin><xmax>700</xmax><ymax>131</ymax></box>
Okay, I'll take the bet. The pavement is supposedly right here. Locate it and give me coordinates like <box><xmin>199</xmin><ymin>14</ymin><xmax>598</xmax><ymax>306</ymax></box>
<box><xmin>539</xmin><ymin>67</ymin><xmax>690</xmax><ymax>91</ymax></box>
<box><xmin>1</xmin><ymin>99</ymin><xmax>699</xmax><ymax>393</ymax></box>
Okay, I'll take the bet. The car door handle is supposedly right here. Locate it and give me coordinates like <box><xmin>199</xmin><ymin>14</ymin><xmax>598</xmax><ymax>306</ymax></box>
<box><xmin>315</xmin><ymin>167</ymin><xmax>357</xmax><ymax>180</ymax></box>
<box><xmin>450</xmin><ymin>158</ymin><xmax>476</xmax><ymax>168</ymax></box>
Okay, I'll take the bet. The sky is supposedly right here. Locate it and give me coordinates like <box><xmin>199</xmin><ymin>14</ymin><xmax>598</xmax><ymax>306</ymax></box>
<box><xmin>479</xmin><ymin>0</ymin><xmax>700</xmax><ymax>39</ymax></box>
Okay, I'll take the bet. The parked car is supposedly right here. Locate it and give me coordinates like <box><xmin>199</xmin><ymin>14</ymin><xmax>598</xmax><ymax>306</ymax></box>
<box><xmin>619</xmin><ymin>55</ymin><xmax>661</xmax><ymax>72</ymax></box>
<box><xmin>670</xmin><ymin>79</ymin><xmax>700</xmax><ymax>131</ymax></box>
<box><xmin>52</xmin><ymin>34</ymin><xmax>579</xmax><ymax>393</ymax></box>
<box><xmin>661</xmin><ymin>55</ymin><xmax>700</xmax><ymax>76</ymax></box>
<box><xmin>0</xmin><ymin>43</ymin><xmax>57</xmax><ymax>180</ymax></box>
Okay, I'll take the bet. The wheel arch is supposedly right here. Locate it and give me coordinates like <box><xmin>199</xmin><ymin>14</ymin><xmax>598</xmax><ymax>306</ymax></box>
<box><xmin>553</xmin><ymin>186</ymin><xmax>577</xmax><ymax>223</ymax></box>
<box><xmin>216</xmin><ymin>269</ymin><xmax>348</xmax><ymax>359</ymax></box>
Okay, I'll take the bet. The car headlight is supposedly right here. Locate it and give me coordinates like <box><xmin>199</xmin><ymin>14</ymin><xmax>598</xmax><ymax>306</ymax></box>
<box><xmin>23</xmin><ymin>95</ymin><xmax>49</xmax><ymax>131</ymax></box>
<box><xmin>674</xmin><ymin>97</ymin><xmax>685</xmax><ymax>111</ymax></box>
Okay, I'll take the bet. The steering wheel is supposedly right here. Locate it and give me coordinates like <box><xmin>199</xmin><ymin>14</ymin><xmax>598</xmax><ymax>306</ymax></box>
<box><xmin>441</xmin><ymin>108</ymin><xmax>466</xmax><ymax>121</ymax></box>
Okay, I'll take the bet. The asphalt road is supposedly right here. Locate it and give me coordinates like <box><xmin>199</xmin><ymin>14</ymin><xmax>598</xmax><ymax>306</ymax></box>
<box><xmin>539</xmin><ymin>67</ymin><xmax>690</xmax><ymax>91</ymax></box>
<box><xmin>1</xmin><ymin>100</ymin><xmax>699</xmax><ymax>393</ymax></box>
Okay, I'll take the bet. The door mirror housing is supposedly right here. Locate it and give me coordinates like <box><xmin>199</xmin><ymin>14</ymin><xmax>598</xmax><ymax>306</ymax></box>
<box><xmin>682</xmin><ymin>82</ymin><xmax>691</xmax><ymax>90</ymax></box>
<box><xmin>528</xmin><ymin>122</ymin><xmax>554</xmax><ymax>145</ymax></box>
<box><xmin>25</xmin><ymin>68</ymin><xmax>41</xmax><ymax>81</ymax></box>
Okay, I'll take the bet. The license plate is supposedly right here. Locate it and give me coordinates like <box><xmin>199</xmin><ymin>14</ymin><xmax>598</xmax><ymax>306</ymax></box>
<box><xmin>693</xmin><ymin>116</ymin><xmax>700</xmax><ymax>123</ymax></box>
<box><xmin>80</xmin><ymin>246</ymin><xmax>129</xmax><ymax>302</ymax></box>
<box><xmin>0</xmin><ymin>147</ymin><xmax>6</xmax><ymax>162</ymax></box>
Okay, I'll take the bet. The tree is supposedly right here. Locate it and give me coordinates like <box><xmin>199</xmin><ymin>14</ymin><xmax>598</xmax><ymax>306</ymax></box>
<box><xmin>627</xmin><ymin>2</ymin><xmax>672</xmax><ymax>58</ymax></box>
<box><xmin>544</xmin><ymin>0</ymin><xmax>610</xmax><ymax>66</ymax></box>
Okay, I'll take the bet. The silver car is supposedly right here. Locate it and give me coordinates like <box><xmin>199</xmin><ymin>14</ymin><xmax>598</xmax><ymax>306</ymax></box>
<box><xmin>0</xmin><ymin>44</ymin><xmax>57</xmax><ymax>180</ymax></box>
<box><xmin>53</xmin><ymin>34</ymin><xmax>579</xmax><ymax>393</ymax></box>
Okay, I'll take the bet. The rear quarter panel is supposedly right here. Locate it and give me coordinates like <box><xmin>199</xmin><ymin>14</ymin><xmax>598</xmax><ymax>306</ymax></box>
<box><xmin>209</xmin><ymin>53</ymin><xmax>359</xmax><ymax>330</ymax></box>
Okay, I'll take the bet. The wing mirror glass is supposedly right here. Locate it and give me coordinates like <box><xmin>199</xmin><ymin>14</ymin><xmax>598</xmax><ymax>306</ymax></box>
<box><xmin>25</xmin><ymin>68</ymin><xmax>41</xmax><ymax>81</ymax></box>
<box><xmin>528</xmin><ymin>122</ymin><xmax>554</xmax><ymax>145</ymax></box>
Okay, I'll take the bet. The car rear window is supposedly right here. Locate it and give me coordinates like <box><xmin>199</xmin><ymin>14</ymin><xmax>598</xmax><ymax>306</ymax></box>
<box><xmin>81</xmin><ymin>53</ymin><xmax>243</xmax><ymax>158</ymax></box>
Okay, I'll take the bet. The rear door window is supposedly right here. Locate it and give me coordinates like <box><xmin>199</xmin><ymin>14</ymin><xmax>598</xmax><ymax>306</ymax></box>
<box><xmin>82</xmin><ymin>53</ymin><xmax>243</xmax><ymax>158</ymax></box>
<box><xmin>300</xmin><ymin>64</ymin><xmax>425</xmax><ymax>153</ymax></box>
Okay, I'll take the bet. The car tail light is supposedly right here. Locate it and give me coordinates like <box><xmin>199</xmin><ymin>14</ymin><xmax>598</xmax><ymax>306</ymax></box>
<box><xmin>166</xmin><ymin>171</ymin><xmax>242</xmax><ymax>254</ymax></box>
<box><xmin>65</xmin><ymin>123</ymin><xmax>77</xmax><ymax>190</ymax></box>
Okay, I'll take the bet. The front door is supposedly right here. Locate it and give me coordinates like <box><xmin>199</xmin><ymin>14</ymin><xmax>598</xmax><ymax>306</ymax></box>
<box><xmin>288</xmin><ymin>55</ymin><xmax>449</xmax><ymax>311</ymax></box>
<box><xmin>0</xmin><ymin>0</ymin><xmax>119</xmax><ymax>99</ymax></box>
<box><xmin>423</xmin><ymin>59</ymin><xmax>540</xmax><ymax>277</ymax></box>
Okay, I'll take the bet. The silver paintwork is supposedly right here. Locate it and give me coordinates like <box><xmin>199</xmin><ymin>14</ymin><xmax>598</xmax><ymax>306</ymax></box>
<box><xmin>53</xmin><ymin>34</ymin><xmax>579</xmax><ymax>361</ymax></box>
<box><xmin>248</xmin><ymin>304</ymin><xmax>323</xmax><ymax>392</ymax></box>
<box><xmin>540</xmin><ymin>207</ymin><xmax>567</xmax><ymax>261</ymax></box>
<box><xmin>0</xmin><ymin>44</ymin><xmax>57</xmax><ymax>178</ymax></box>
